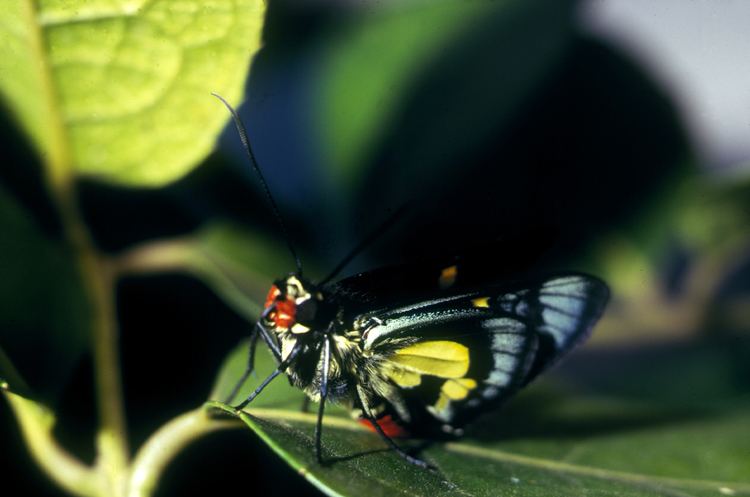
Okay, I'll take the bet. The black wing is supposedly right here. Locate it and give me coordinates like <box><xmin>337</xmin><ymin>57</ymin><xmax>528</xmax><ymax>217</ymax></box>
<box><xmin>329</xmin><ymin>258</ymin><xmax>514</xmax><ymax>316</ymax></box>
<box><xmin>355</xmin><ymin>274</ymin><xmax>609</xmax><ymax>433</ymax></box>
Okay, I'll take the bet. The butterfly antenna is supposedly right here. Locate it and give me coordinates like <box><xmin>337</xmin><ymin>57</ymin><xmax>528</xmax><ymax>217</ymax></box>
<box><xmin>212</xmin><ymin>93</ymin><xmax>303</xmax><ymax>276</ymax></box>
<box><xmin>319</xmin><ymin>204</ymin><xmax>408</xmax><ymax>286</ymax></box>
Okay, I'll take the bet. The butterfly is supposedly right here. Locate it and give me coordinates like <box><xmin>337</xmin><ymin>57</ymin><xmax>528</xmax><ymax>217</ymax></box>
<box><xmin>213</xmin><ymin>93</ymin><xmax>610</xmax><ymax>469</ymax></box>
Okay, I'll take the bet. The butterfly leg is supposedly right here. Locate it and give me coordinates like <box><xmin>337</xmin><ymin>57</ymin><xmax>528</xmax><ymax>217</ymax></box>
<box><xmin>314</xmin><ymin>337</ymin><xmax>331</xmax><ymax>464</ymax></box>
<box><xmin>223</xmin><ymin>326</ymin><xmax>259</xmax><ymax>404</ymax></box>
<box><xmin>355</xmin><ymin>385</ymin><xmax>433</xmax><ymax>470</ymax></box>
<box><xmin>224</xmin><ymin>307</ymin><xmax>282</xmax><ymax>404</ymax></box>
<box><xmin>233</xmin><ymin>340</ymin><xmax>302</xmax><ymax>411</ymax></box>
<box><xmin>255</xmin><ymin>307</ymin><xmax>282</xmax><ymax>361</ymax></box>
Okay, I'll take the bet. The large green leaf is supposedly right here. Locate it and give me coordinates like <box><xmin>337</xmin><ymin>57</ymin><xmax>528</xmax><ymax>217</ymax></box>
<box><xmin>0</xmin><ymin>0</ymin><xmax>265</xmax><ymax>186</ymax></box>
<box><xmin>208</xmin><ymin>340</ymin><xmax>750</xmax><ymax>497</ymax></box>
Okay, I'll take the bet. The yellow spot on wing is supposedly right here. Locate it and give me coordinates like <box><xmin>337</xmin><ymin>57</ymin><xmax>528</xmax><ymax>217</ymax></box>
<box><xmin>434</xmin><ymin>392</ymin><xmax>449</xmax><ymax>412</ymax></box>
<box><xmin>471</xmin><ymin>297</ymin><xmax>490</xmax><ymax>308</ymax></box>
<box><xmin>439</xmin><ymin>265</ymin><xmax>458</xmax><ymax>289</ymax></box>
<box><xmin>434</xmin><ymin>378</ymin><xmax>477</xmax><ymax>412</ymax></box>
<box><xmin>388</xmin><ymin>368</ymin><xmax>422</xmax><ymax>387</ymax></box>
<box><xmin>442</xmin><ymin>378</ymin><xmax>477</xmax><ymax>400</ymax></box>
<box><xmin>390</xmin><ymin>341</ymin><xmax>469</xmax><ymax>378</ymax></box>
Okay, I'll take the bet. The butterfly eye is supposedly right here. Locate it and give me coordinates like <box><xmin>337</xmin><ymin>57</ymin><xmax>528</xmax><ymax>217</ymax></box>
<box><xmin>269</xmin><ymin>298</ymin><xmax>296</xmax><ymax>329</ymax></box>
<box><xmin>295</xmin><ymin>298</ymin><xmax>317</xmax><ymax>325</ymax></box>
<box><xmin>264</xmin><ymin>285</ymin><xmax>282</xmax><ymax>309</ymax></box>
<box><xmin>262</xmin><ymin>284</ymin><xmax>298</xmax><ymax>329</ymax></box>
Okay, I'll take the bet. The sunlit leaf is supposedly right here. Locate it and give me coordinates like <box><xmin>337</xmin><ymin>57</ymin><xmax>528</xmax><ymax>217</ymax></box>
<box><xmin>0</xmin><ymin>0</ymin><xmax>265</xmax><ymax>186</ymax></box>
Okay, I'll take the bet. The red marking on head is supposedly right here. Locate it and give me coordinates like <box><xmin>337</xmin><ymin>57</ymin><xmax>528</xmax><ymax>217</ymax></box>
<box><xmin>358</xmin><ymin>414</ymin><xmax>409</xmax><ymax>438</ymax></box>
<box><xmin>264</xmin><ymin>285</ymin><xmax>296</xmax><ymax>329</ymax></box>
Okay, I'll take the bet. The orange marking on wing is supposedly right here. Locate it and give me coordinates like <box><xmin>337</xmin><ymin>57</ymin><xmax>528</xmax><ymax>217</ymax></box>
<box><xmin>358</xmin><ymin>415</ymin><xmax>410</xmax><ymax>438</ymax></box>
<box><xmin>439</xmin><ymin>265</ymin><xmax>458</xmax><ymax>289</ymax></box>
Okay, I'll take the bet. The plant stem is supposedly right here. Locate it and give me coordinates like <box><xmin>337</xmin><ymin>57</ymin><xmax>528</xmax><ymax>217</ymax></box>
<box><xmin>56</xmin><ymin>186</ymin><xmax>129</xmax><ymax>495</ymax></box>
<box><xmin>128</xmin><ymin>408</ymin><xmax>239</xmax><ymax>497</ymax></box>
<box><xmin>3</xmin><ymin>390</ymin><xmax>100</xmax><ymax>497</ymax></box>
<box><xmin>21</xmin><ymin>0</ymin><xmax>130</xmax><ymax>493</ymax></box>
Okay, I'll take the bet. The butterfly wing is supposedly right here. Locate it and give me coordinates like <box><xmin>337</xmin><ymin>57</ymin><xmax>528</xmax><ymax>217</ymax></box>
<box><xmin>355</xmin><ymin>274</ymin><xmax>609</xmax><ymax>434</ymax></box>
<box><xmin>330</xmin><ymin>258</ymin><xmax>523</xmax><ymax>316</ymax></box>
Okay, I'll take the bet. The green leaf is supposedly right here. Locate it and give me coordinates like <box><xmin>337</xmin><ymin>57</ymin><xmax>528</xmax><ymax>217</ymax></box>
<box><xmin>0</xmin><ymin>0</ymin><xmax>265</xmax><ymax>186</ymax></box>
<box><xmin>209</xmin><ymin>340</ymin><xmax>750</xmax><ymax>497</ymax></box>
<box><xmin>0</xmin><ymin>185</ymin><xmax>89</xmax><ymax>402</ymax></box>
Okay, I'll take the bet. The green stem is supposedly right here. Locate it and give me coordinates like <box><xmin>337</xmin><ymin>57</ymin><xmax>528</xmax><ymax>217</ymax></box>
<box><xmin>45</xmin><ymin>166</ymin><xmax>129</xmax><ymax>494</ymax></box>
<box><xmin>20</xmin><ymin>1</ymin><xmax>130</xmax><ymax>495</ymax></box>
<box><xmin>50</xmin><ymin>159</ymin><xmax>128</xmax><ymax>496</ymax></box>
<box><xmin>3</xmin><ymin>391</ymin><xmax>100</xmax><ymax>497</ymax></box>
<box><xmin>113</xmin><ymin>237</ymin><xmax>196</xmax><ymax>275</ymax></box>
<box><xmin>84</xmin><ymin>249</ymin><xmax>129</xmax><ymax>496</ymax></box>
<box><xmin>128</xmin><ymin>408</ymin><xmax>239</xmax><ymax>497</ymax></box>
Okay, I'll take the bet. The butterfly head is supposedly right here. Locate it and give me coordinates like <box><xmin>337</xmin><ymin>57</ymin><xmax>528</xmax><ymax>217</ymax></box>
<box><xmin>263</xmin><ymin>275</ymin><xmax>325</xmax><ymax>335</ymax></box>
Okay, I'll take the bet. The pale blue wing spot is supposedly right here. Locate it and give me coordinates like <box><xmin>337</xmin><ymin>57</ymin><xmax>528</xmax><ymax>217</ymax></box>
<box><xmin>539</xmin><ymin>294</ymin><xmax>585</xmax><ymax>316</ymax></box>
<box><xmin>486</xmin><ymin>369</ymin><xmax>512</xmax><ymax>387</ymax></box>
<box><xmin>491</xmin><ymin>333</ymin><xmax>526</xmax><ymax>355</ymax></box>
<box><xmin>542</xmin><ymin>276</ymin><xmax>589</xmax><ymax>293</ymax></box>
<box><xmin>542</xmin><ymin>308</ymin><xmax>579</xmax><ymax>346</ymax></box>
<box><xmin>535</xmin><ymin>275</ymin><xmax>609</xmax><ymax>360</ymax></box>
<box><xmin>490</xmin><ymin>351</ymin><xmax>519</xmax><ymax>369</ymax></box>
<box><xmin>482</xmin><ymin>386</ymin><xmax>500</xmax><ymax>399</ymax></box>
<box><xmin>482</xmin><ymin>317</ymin><xmax>525</xmax><ymax>333</ymax></box>
<box><xmin>498</xmin><ymin>293</ymin><xmax>531</xmax><ymax>316</ymax></box>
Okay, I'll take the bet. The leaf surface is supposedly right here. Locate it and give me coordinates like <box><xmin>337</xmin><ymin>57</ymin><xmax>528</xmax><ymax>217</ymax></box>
<box><xmin>0</xmin><ymin>0</ymin><xmax>265</xmax><ymax>186</ymax></box>
<box><xmin>209</xmin><ymin>339</ymin><xmax>750</xmax><ymax>497</ymax></box>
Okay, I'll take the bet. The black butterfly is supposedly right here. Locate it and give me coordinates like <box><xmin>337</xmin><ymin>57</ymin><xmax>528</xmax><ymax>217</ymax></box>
<box><xmin>214</xmin><ymin>94</ymin><xmax>609</xmax><ymax>469</ymax></box>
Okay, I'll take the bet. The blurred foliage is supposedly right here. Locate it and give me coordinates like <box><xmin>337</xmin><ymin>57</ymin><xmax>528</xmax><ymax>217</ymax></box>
<box><xmin>316</xmin><ymin>0</ymin><xmax>576</xmax><ymax>192</ymax></box>
<box><xmin>0</xmin><ymin>0</ymin><xmax>749</xmax><ymax>496</ymax></box>
<box><xmin>0</xmin><ymin>185</ymin><xmax>89</xmax><ymax>403</ymax></box>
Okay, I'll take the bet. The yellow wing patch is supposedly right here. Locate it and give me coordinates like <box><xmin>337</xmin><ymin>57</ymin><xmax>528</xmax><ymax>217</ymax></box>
<box><xmin>442</xmin><ymin>378</ymin><xmax>478</xmax><ymax>400</ymax></box>
<box><xmin>434</xmin><ymin>378</ymin><xmax>477</xmax><ymax>412</ymax></box>
<box><xmin>434</xmin><ymin>378</ymin><xmax>478</xmax><ymax>411</ymax></box>
<box><xmin>390</xmin><ymin>340</ymin><xmax>469</xmax><ymax>378</ymax></box>
<box><xmin>471</xmin><ymin>297</ymin><xmax>490</xmax><ymax>308</ymax></box>
<box><xmin>385</xmin><ymin>340</ymin><xmax>470</xmax><ymax>388</ymax></box>
<box><xmin>388</xmin><ymin>368</ymin><xmax>422</xmax><ymax>387</ymax></box>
